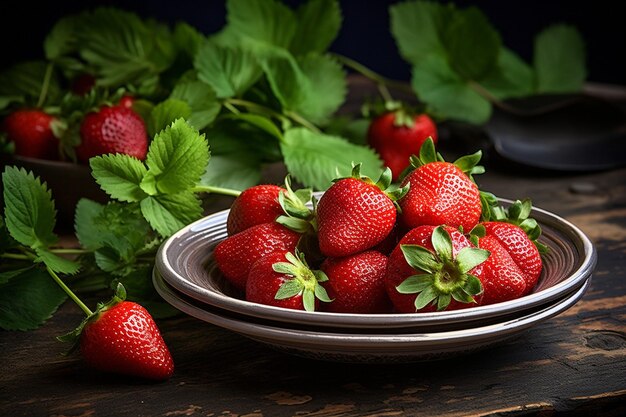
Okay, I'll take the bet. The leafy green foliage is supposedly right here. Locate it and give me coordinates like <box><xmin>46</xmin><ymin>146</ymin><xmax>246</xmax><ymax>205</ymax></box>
<box><xmin>281</xmin><ymin>128</ymin><xmax>382</xmax><ymax>190</ymax></box>
<box><xmin>0</xmin><ymin>61</ymin><xmax>61</xmax><ymax>110</ymax></box>
<box><xmin>170</xmin><ymin>81</ymin><xmax>221</xmax><ymax>130</ymax></box>
<box><xmin>391</xmin><ymin>0</ymin><xmax>586</xmax><ymax>124</ymax></box>
<box><xmin>290</xmin><ymin>0</ymin><xmax>342</xmax><ymax>56</ymax></box>
<box><xmin>90</xmin><ymin>155</ymin><xmax>148</xmax><ymax>202</ymax></box>
<box><xmin>148</xmin><ymin>98</ymin><xmax>192</xmax><ymax>138</ymax></box>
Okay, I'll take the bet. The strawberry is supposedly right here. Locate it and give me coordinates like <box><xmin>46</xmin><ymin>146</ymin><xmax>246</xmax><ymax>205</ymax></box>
<box><xmin>473</xmin><ymin>234</ymin><xmax>527</xmax><ymax>305</ymax></box>
<box><xmin>119</xmin><ymin>95</ymin><xmax>135</xmax><ymax>109</ymax></box>
<box><xmin>316</xmin><ymin>165</ymin><xmax>409</xmax><ymax>258</ymax></box>
<box><xmin>471</xmin><ymin>199</ymin><xmax>546</xmax><ymax>300</ymax></box>
<box><xmin>76</xmin><ymin>105</ymin><xmax>148</xmax><ymax>163</ymax></box>
<box><xmin>367</xmin><ymin>109</ymin><xmax>438</xmax><ymax>181</ymax></box>
<box><xmin>60</xmin><ymin>283</ymin><xmax>174</xmax><ymax>381</ymax></box>
<box><xmin>214</xmin><ymin>222</ymin><xmax>301</xmax><ymax>291</ymax></box>
<box><xmin>3</xmin><ymin>109</ymin><xmax>59</xmax><ymax>160</ymax></box>
<box><xmin>399</xmin><ymin>138</ymin><xmax>483</xmax><ymax>232</ymax></box>
<box><xmin>385</xmin><ymin>225</ymin><xmax>489</xmax><ymax>313</ymax></box>
<box><xmin>227</xmin><ymin>184</ymin><xmax>285</xmax><ymax>235</ymax></box>
<box><xmin>246</xmin><ymin>251</ymin><xmax>331</xmax><ymax>311</ymax></box>
<box><xmin>320</xmin><ymin>250</ymin><xmax>391</xmax><ymax>313</ymax></box>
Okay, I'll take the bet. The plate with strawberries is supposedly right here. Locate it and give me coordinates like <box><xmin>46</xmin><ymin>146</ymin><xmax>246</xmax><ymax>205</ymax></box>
<box><xmin>154</xmin><ymin>139</ymin><xmax>597</xmax><ymax>360</ymax></box>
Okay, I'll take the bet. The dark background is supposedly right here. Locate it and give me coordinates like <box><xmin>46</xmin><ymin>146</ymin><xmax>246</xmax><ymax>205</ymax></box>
<box><xmin>1</xmin><ymin>0</ymin><xmax>624</xmax><ymax>85</ymax></box>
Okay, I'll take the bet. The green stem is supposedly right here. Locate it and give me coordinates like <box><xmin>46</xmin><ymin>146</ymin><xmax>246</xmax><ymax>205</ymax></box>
<box><xmin>46</xmin><ymin>266</ymin><xmax>93</xmax><ymax>316</ymax></box>
<box><xmin>0</xmin><ymin>253</ymin><xmax>30</xmax><ymax>261</ymax></box>
<box><xmin>223</xmin><ymin>101</ymin><xmax>241</xmax><ymax>115</ymax></box>
<box><xmin>191</xmin><ymin>185</ymin><xmax>242</xmax><ymax>197</ymax></box>
<box><xmin>36</xmin><ymin>62</ymin><xmax>54</xmax><ymax>108</ymax></box>
<box><xmin>284</xmin><ymin>111</ymin><xmax>321</xmax><ymax>134</ymax></box>
<box><xmin>332</xmin><ymin>53</ymin><xmax>415</xmax><ymax>95</ymax></box>
<box><xmin>50</xmin><ymin>248</ymin><xmax>91</xmax><ymax>255</ymax></box>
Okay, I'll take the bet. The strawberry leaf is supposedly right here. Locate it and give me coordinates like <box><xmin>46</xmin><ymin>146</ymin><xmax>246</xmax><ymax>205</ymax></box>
<box><xmin>431</xmin><ymin>226</ymin><xmax>453</xmax><ymax>262</ymax></box>
<box><xmin>145</xmin><ymin>118</ymin><xmax>210</xmax><ymax>195</ymax></box>
<box><xmin>2</xmin><ymin>167</ymin><xmax>57</xmax><ymax>249</ymax></box>
<box><xmin>275</xmin><ymin>280</ymin><xmax>303</xmax><ymax>300</ymax></box>
<box><xmin>90</xmin><ymin>154</ymin><xmax>148</xmax><ymax>202</ymax></box>
<box><xmin>290</xmin><ymin>0</ymin><xmax>342</xmax><ymax>56</ymax></box>
<box><xmin>34</xmin><ymin>248</ymin><xmax>80</xmax><ymax>275</ymax></box>
<box><xmin>413</xmin><ymin>286</ymin><xmax>438</xmax><ymax>311</ymax></box>
<box><xmin>195</xmin><ymin>41</ymin><xmax>263</xmax><ymax>99</ymax></box>
<box><xmin>0</xmin><ymin>268</ymin><xmax>67</xmax><ymax>331</ymax></box>
<box><xmin>140</xmin><ymin>192</ymin><xmax>202</xmax><ymax>237</ymax></box>
<box><xmin>302</xmin><ymin>288</ymin><xmax>316</xmax><ymax>312</ymax></box>
<box><xmin>281</xmin><ymin>128</ymin><xmax>382</xmax><ymax>190</ymax></box>
<box><xmin>396</xmin><ymin>274</ymin><xmax>435</xmax><ymax>294</ymax></box>
<box><xmin>480</xmin><ymin>48</ymin><xmax>534</xmax><ymax>99</ymax></box>
<box><xmin>534</xmin><ymin>24</ymin><xmax>586</xmax><ymax>94</ymax></box>
<box><xmin>463</xmin><ymin>274</ymin><xmax>483</xmax><ymax>296</ymax></box>
<box><xmin>170</xmin><ymin>81</ymin><xmax>221</xmax><ymax>130</ymax></box>
<box><xmin>314</xmin><ymin>284</ymin><xmax>332</xmax><ymax>303</ymax></box>
<box><xmin>436</xmin><ymin>293</ymin><xmax>452</xmax><ymax>311</ymax></box>
<box><xmin>148</xmin><ymin>98</ymin><xmax>192</xmax><ymax>138</ymax></box>
<box><xmin>74</xmin><ymin>199</ymin><xmax>105</xmax><ymax>251</ymax></box>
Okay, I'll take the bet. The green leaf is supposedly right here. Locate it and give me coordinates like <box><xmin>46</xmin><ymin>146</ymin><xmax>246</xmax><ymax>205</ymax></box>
<box><xmin>389</xmin><ymin>0</ymin><xmax>450</xmax><ymax>66</ymax></box>
<box><xmin>75</xmin><ymin>8</ymin><xmax>176</xmax><ymax>89</ymax></box>
<box><xmin>0</xmin><ymin>268</ymin><xmax>67</xmax><ymax>331</ymax></box>
<box><xmin>411</xmin><ymin>54</ymin><xmax>492</xmax><ymax>124</ymax></box>
<box><xmin>314</xmin><ymin>284</ymin><xmax>332</xmax><ymax>303</ymax></box>
<box><xmin>2</xmin><ymin>167</ymin><xmax>57</xmax><ymax>249</ymax></box>
<box><xmin>442</xmin><ymin>6</ymin><xmax>501</xmax><ymax>80</ymax></box>
<box><xmin>44</xmin><ymin>15</ymin><xmax>79</xmax><ymax>60</ymax></box>
<box><xmin>220</xmin><ymin>0</ymin><xmax>298</xmax><ymax>49</ymax></box>
<box><xmin>453</xmin><ymin>151</ymin><xmax>482</xmax><ymax>174</ymax></box>
<box><xmin>224</xmin><ymin>113</ymin><xmax>283</xmax><ymax>141</ymax></box>
<box><xmin>34</xmin><ymin>248</ymin><xmax>80</xmax><ymax>275</ymax></box>
<box><xmin>400</xmin><ymin>245</ymin><xmax>438</xmax><ymax>274</ymax></box>
<box><xmin>413</xmin><ymin>285</ymin><xmax>438</xmax><ymax>311</ymax></box>
<box><xmin>170</xmin><ymin>81</ymin><xmax>221</xmax><ymax>130</ymax></box>
<box><xmin>455</xmin><ymin>248</ymin><xmax>490</xmax><ymax>274</ymax></box>
<box><xmin>194</xmin><ymin>41</ymin><xmax>263</xmax><ymax>98</ymax></box>
<box><xmin>200</xmin><ymin>155</ymin><xmax>262</xmax><ymax>192</ymax></box>
<box><xmin>303</xmin><ymin>288</ymin><xmax>316</xmax><ymax>312</ymax></box>
<box><xmin>0</xmin><ymin>61</ymin><xmax>61</xmax><ymax>109</ymax></box>
<box><xmin>275</xmin><ymin>280</ymin><xmax>303</xmax><ymax>299</ymax></box>
<box><xmin>396</xmin><ymin>274</ymin><xmax>435</xmax><ymax>294</ymax></box>
<box><xmin>148</xmin><ymin>98</ymin><xmax>192</xmax><ymax>138</ymax></box>
<box><xmin>146</xmin><ymin>119</ymin><xmax>210</xmax><ymax>195</ymax></box>
<box><xmin>437</xmin><ymin>293</ymin><xmax>451</xmax><ymax>311</ymax></box>
<box><xmin>74</xmin><ymin>199</ymin><xmax>105</xmax><ymax>251</ymax></box>
<box><xmin>262</xmin><ymin>52</ymin><xmax>347</xmax><ymax>125</ymax></box>
<box><xmin>534</xmin><ymin>24</ymin><xmax>586</xmax><ymax>93</ymax></box>
<box><xmin>0</xmin><ymin>267</ymin><xmax>34</xmax><ymax>285</ymax></box>
<box><xmin>463</xmin><ymin>274</ymin><xmax>483</xmax><ymax>296</ymax></box>
<box><xmin>431</xmin><ymin>226</ymin><xmax>453</xmax><ymax>261</ymax></box>
<box><xmin>140</xmin><ymin>192</ymin><xmax>203</xmax><ymax>237</ymax></box>
<box><xmin>90</xmin><ymin>154</ymin><xmax>148</xmax><ymax>202</ymax></box>
<box><xmin>290</xmin><ymin>0</ymin><xmax>342</xmax><ymax>55</ymax></box>
<box><xmin>480</xmin><ymin>48</ymin><xmax>534</xmax><ymax>100</ymax></box>
<box><xmin>451</xmin><ymin>288</ymin><xmax>475</xmax><ymax>304</ymax></box>
<box><xmin>281</xmin><ymin>128</ymin><xmax>382</xmax><ymax>190</ymax></box>
<box><xmin>173</xmin><ymin>22</ymin><xmax>205</xmax><ymax>59</ymax></box>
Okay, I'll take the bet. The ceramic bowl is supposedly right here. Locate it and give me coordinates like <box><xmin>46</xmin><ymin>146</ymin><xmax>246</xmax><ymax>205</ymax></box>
<box><xmin>154</xmin><ymin>199</ymin><xmax>596</xmax><ymax>332</ymax></box>
<box><xmin>153</xmin><ymin>269</ymin><xmax>591</xmax><ymax>363</ymax></box>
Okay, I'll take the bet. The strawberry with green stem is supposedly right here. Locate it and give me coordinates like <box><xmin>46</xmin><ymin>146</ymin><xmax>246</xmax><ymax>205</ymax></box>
<box><xmin>385</xmin><ymin>225</ymin><xmax>489</xmax><ymax>313</ymax></box>
<box><xmin>246</xmin><ymin>250</ymin><xmax>331</xmax><ymax>312</ymax></box>
<box><xmin>316</xmin><ymin>164</ymin><xmax>409</xmax><ymax>258</ymax></box>
<box><xmin>399</xmin><ymin>138</ymin><xmax>484</xmax><ymax>232</ymax></box>
<box><xmin>57</xmin><ymin>280</ymin><xmax>174</xmax><ymax>381</ymax></box>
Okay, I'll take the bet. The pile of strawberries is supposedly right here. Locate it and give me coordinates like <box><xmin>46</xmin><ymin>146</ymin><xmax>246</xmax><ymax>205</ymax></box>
<box><xmin>215</xmin><ymin>139</ymin><xmax>545</xmax><ymax>314</ymax></box>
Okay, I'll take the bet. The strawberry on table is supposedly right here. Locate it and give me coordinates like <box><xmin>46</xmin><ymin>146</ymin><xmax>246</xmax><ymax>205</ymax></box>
<box><xmin>367</xmin><ymin>107</ymin><xmax>438</xmax><ymax>181</ymax></box>
<box><xmin>59</xmin><ymin>283</ymin><xmax>174</xmax><ymax>381</ymax></box>
<box><xmin>246</xmin><ymin>251</ymin><xmax>331</xmax><ymax>312</ymax></box>
<box><xmin>399</xmin><ymin>138</ymin><xmax>483</xmax><ymax>233</ymax></box>
<box><xmin>76</xmin><ymin>104</ymin><xmax>148</xmax><ymax>163</ymax></box>
<box><xmin>320</xmin><ymin>250</ymin><xmax>391</xmax><ymax>314</ymax></box>
<box><xmin>385</xmin><ymin>225</ymin><xmax>489</xmax><ymax>313</ymax></box>
<box><xmin>227</xmin><ymin>184</ymin><xmax>285</xmax><ymax>235</ymax></box>
<box><xmin>3</xmin><ymin>109</ymin><xmax>60</xmax><ymax>160</ymax></box>
<box><xmin>316</xmin><ymin>164</ymin><xmax>409</xmax><ymax>258</ymax></box>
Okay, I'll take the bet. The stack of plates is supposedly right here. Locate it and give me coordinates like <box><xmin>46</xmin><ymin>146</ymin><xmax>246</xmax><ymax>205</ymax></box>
<box><xmin>153</xmin><ymin>200</ymin><xmax>596</xmax><ymax>363</ymax></box>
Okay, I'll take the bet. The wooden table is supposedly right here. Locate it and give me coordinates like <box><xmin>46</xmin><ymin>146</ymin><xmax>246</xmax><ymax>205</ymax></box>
<box><xmin>2</xmin><ymin>77</ymin><xmax>626</xmax><ymax>415</ymax></box>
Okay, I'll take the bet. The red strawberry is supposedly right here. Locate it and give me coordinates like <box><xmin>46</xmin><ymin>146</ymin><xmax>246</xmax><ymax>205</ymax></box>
<box><xmin>367</xmin><ymin>109</ymin><xmax>438</xmax><ymax>181</ymax></box>
<box><xmin>214</xmin><ymin>222</ymin><xmax>301</xmax><ymax>291</ymax></box>
<box><xmin>76</xmin><ymin>105</ymin><xmax>148</xmax><ymax>163</ymax></box>
<box><xmin>246</xmin><ymin>251</ymin><xmax>331</xmax><ymax>311</ymax></box>
<box><xmin>119</xmin><ymin>95</ymin><xmax>135</xmax><ymax>109</ymax></box>
<box><xmin>385</xmin><ymin>225</ymin><xmax>489</xmax><ymax>313</ymax></box>
<box><xmin>399</xmin><ymin>138</ymin><xmax>483</xmax><ymax>232</ymax></box>
<box><xmin>320</xmin><ymin>250</ymin><xmax>391</xmax><ymax>313</ymax></box>
<box><xmin>227</xmin><ymin>185</ymin><xmax>285</xmax><ymax>236</ymax></box>
<box><xmin>74</xmin><ymin>285</ymin><xmax>174</xmax><ymax>381</ymax></box>
<box><xmin>474</xmin><ymin>234</ymin><xmax>527</xmax><ymax>305</ymax></box>
<box><xmin>316</xmin><ymin>165</ymin><xmax>409</xmax><ymax>258</ymax></box>
<box><xmin>3</xmin><ymin>109</ymin><xmax>59</xmax><ymax>160</ymax></box>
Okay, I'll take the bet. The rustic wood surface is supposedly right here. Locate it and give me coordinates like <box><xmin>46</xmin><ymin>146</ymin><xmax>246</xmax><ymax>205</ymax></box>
<box><xmin>2</xmin><ymin>77</ymin><xmax>626</xmax><ymax>416</ymax></box>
